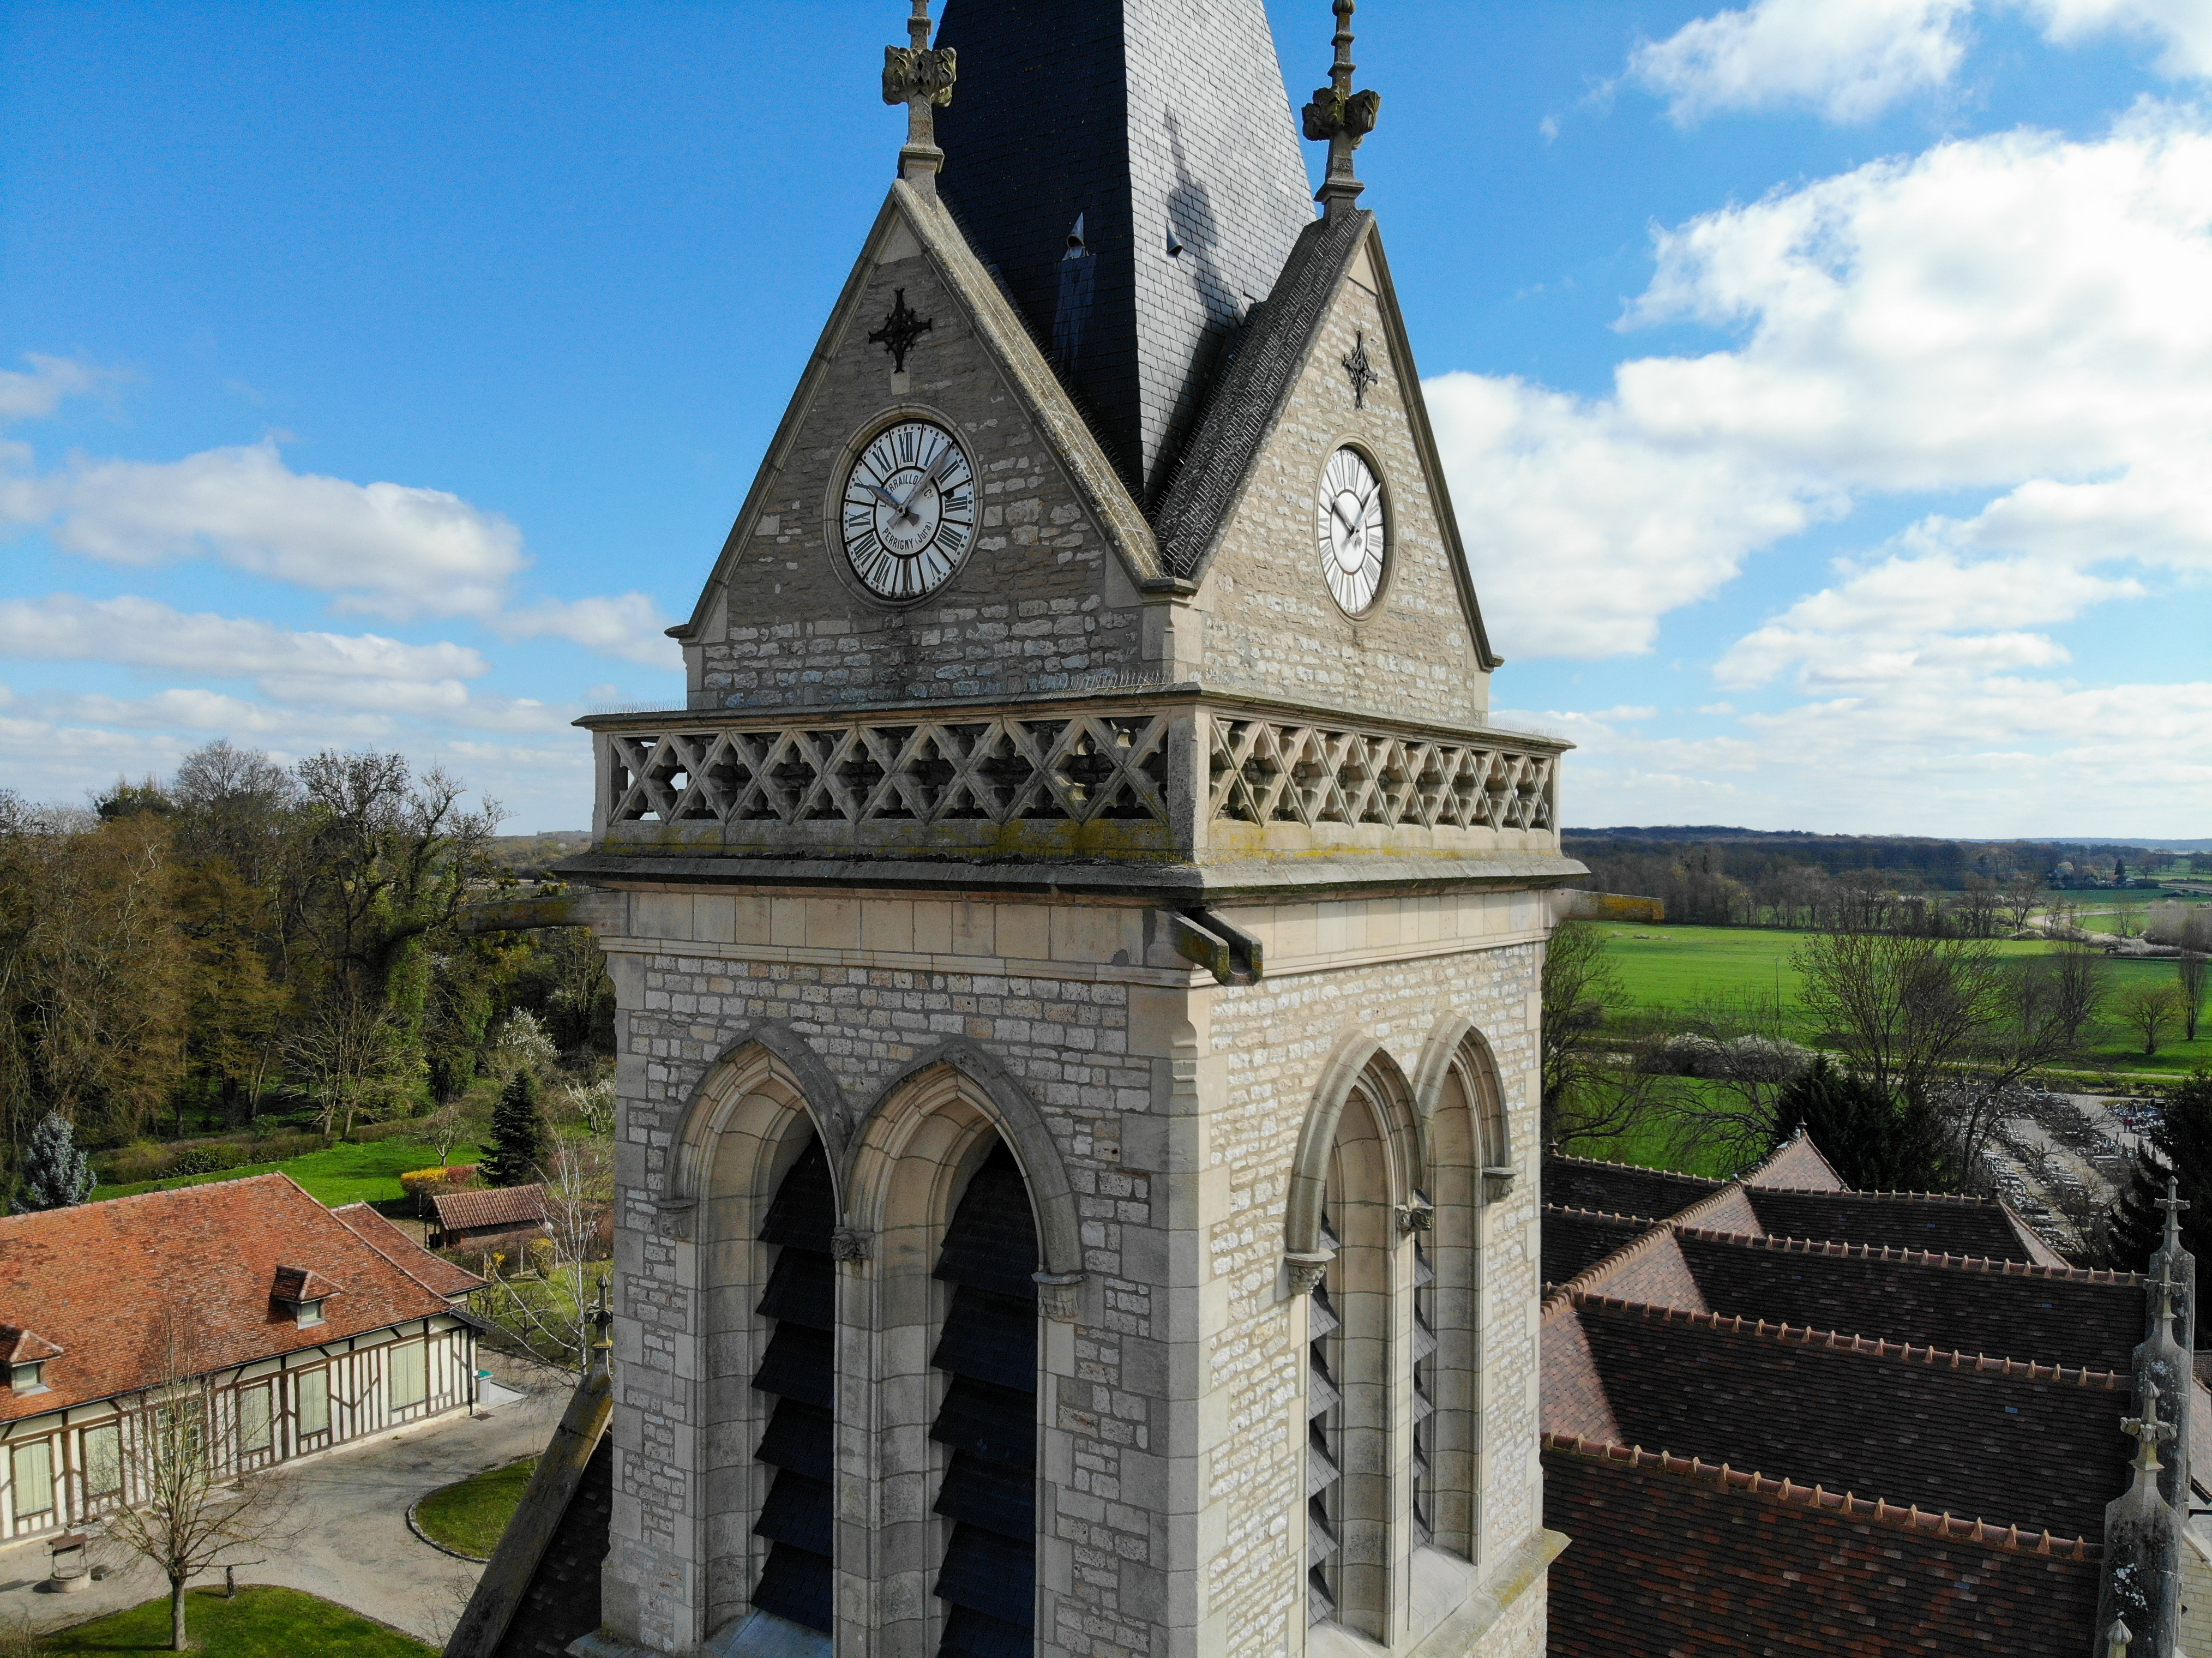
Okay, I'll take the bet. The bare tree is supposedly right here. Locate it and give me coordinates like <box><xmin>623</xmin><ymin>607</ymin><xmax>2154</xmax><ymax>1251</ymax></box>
<box><xmin>2178</xmin><ymin>909</ymin><xmax>2211</xmax><ymax>1043</ymax></box>
<box><xmin>1541</xmin><ymin>918</ymin><xmax>1626</xmax><ymax>1143</ymax></box>
<box><xmin>1793</xmin><ymin>928</ymin><xmax>2006</xmax><ymax>1109</ymax></box>
<box><xmin>101</xmin><ymin>1317</ymin><xmax>298</xmax><ymax>1651</ymax></box>
<box><xmin>2115</xmin><ymin>980</ymin><xmax>2189</xmax><ymax>1057</ymax></box>
<box><xmin>285</xmin><ymin>991</ymin><xmax>409</xmax><ymax>1143</ymax></box>
<box><xmin>420</xmin><ymin>1098</ymin><xmax>473</xmax><ymax>1168</ymax></box>
<box><xmin>2000</xmin><ymin>872</ymin><xmax>2043</xmax><ymax>932</ymax></box>
<box><xmin>475</xmin><ymin>1140</ymin><xmax>611</xmax><ymax>1372</ymax></box>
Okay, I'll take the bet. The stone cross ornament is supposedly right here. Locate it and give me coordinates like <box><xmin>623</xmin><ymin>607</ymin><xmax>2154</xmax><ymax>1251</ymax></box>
<box><xmin>1302</xmin><ymin>0</ymin><xmax>1381</xmax><ymax>215</ymax></box>
<box><xmin>884</xmin><ymin>0</ymin><xmax>957</xmax><ymax>189</ymax></box>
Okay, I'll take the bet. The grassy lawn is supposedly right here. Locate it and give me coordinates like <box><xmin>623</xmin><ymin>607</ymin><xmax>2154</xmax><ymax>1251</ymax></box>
<box><xmin>413</xmin><ymin>1455</ymin><xmax>538</xmax><ymax>1558</ymax></box>
<box><xmin>1595</xmin><ymin>923</ymin><xmax>2212</xmax><ymax>1078</ymax></box>
<box><xmin>94</xmin><ymin>1139</ymin><xmax>483</xmax><ymax>1210</ymax></box>
<box><xmin>40</xmin><ymin>1584</ymin><xmax>435</xmax><ymax>1656</ymax></box>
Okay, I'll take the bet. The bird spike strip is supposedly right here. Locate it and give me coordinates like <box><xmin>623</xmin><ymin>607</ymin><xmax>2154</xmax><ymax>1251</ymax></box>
<box><xmin>1565</xmin><ymin>1290</ymin><xmax>2131</xmax><ymax>1388</ymax></box>
<box><xmin>1540</xmin><ymin>1430</ymin><xmax>2099</xmax><ymax>1560</ymax></box>
<box><xmin>1669</xmin><ymin>1223</ymin><xmax>2144</xmax><ymax>1284</ymax></box>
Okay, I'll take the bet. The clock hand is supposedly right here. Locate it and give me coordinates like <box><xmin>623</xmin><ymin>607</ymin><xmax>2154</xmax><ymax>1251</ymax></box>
<box><xmin>897</xmin><ymin>442</ymin><xmax>961</xmax><ymax>512</ymax></box>
<box><xmin>859</xmin><ymin>480</ymin><xmax>906</xmax><ymax>513</ymax></box>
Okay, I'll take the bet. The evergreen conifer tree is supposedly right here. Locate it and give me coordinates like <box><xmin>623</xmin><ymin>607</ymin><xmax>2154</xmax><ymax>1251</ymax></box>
<box><xmin>481</xmin><ymin>1068</ymin><xmax>551</xmax><ymax>1187</ymax></box>
<box><xmin>2099</xmin><ymin>1070</ymin><xmax>2212</xmax><ymax>1270</ymax></box>
<box><xmin>20</xmin><ymin>1110</ymin><xmax>97</xmax><ymax>1210</ymax></box>
<box><xmin>1771</xmin><ymin>1055</ymin><xmax>1952</xmax><ymax>1192</ymax></box>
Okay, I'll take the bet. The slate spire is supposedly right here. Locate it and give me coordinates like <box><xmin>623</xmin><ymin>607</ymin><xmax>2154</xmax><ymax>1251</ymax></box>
<box><xmin>930</xmin><ymin>0</ymin><xmax>1318</xmax><ymax>501</ymax></box>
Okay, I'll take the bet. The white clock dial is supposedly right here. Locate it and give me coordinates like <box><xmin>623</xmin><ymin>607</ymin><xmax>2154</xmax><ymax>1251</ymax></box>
<box><xmin>1317</xmin><ymin>447</ymin><xmax>1386</xmax><ymax>615</ymax></box>
<box><xmin>839</xmin><ymin>419</ymin><xmax>977</xmax><ymax>601</ymax></box>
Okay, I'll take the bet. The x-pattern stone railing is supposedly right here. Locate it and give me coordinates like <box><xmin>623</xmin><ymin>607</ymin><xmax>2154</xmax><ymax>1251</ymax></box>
<box><xmin>1207</xmin><ymin>713</ymin><xmax>1556</xmax><ymax>833</ymax></box>
<box><xmin>605</xmin><ymin>712</ymin><xmax>1173</xmax><ymax>829</ymax></box>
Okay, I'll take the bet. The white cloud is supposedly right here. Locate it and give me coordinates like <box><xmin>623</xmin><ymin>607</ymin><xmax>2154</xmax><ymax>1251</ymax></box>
<box><xmin>1628</xmin><ymin>0</ymin><xmax>1971</xmax><ymax>124</ymax></box>
<box><xmin>498</xmin><ymin>592</ymin><xmax>682</xmax><ymax>668</ymax></box>
<box><xmin>0</xmin><ymin>355</ymin><xmax>102</xmax><ymax>422</ymax></box>
<box><xmin>0</xmin><ymin>594</ymin><xmax>488</xmax><ymax>683</ymax></box>
<box><xmin>0</xmin><ymin>439</ymin><xmax>525</xmax><ymax>622</ymax></box>
<box><xmin>2022</xmin><ymin>0</ymin><xmax>2212</xmax><ymax>77</ymax></box>
<box><xmin>1438</xmin><ymin>109</ymin><xmax>2212</xmax><ymax>659</ymax></box>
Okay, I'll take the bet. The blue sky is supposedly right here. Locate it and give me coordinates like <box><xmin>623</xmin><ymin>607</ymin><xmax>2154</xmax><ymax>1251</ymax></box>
<box><xmin>4</xmin><ymin>0</ymin><xmax>2209</xmax><ymax>834</ymax></box>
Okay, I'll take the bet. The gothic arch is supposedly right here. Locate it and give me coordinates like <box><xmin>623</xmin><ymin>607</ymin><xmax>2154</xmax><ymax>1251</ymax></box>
<box><xmin>1284</xmin><ymin>1034</ymin><xmax>1421</xmax><ymax>1257</ymax></box>
<box><xmin>663</xmin><ymin>1020</ymin><xmax>852</xmax><ymax>1221</ymax></box>
<box><xmin>841</xmin><ymin>1036</ymin><xmax>1083</xmax><ymax>1278</ymax></box>
<box><xmin>1412</xmin><ymin>1014</ymin><xmax>1513</xmax><ymax>1186</ymax></box>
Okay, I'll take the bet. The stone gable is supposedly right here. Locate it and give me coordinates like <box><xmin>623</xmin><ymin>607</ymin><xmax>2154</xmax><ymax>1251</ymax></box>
<box><xmin>681</xmin><ymin>195</ymin><xmax>1153</xmax><ymax>716</ymax></box>
<box><xmin>1188</xmin><ymin>228</ymin><xmax>1492</xmax><ymax>729</ymax></box>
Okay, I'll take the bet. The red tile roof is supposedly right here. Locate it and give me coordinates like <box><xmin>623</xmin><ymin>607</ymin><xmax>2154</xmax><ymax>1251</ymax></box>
<box><xmin>1739</xmin><ymin>1128</ymin><xmax>1847</xmax><ymax>1190</ymax></box>
<box><xmin>1542</xmin><ymin>1436</ymin><xmax>2100</xmax><ymax>1658</ymax></box>
<box><xmin>0</xmin><ymin>1326</ymin><xmax>63</xmax><ymax>1366</ymax></box>
<box><xmin>432</xmin><ymin>1185</ymin><xmax>549</xmax><ymax>1233</ymax></box>
<box><xmin>0</xmin><ymin>1173</ymin><xmax>464</xmax><ymax>1421</ymax></box>
<box><xmin>1546</xmin><ymin>1292</ymin><xmax>2132</xmax><ymax>1541</ymax></box>
<box><xmin>271</xmin><ymin>1265</ymin><xmax>343</xmax><ymax>1305</ymax></box>
<box><xmin>329</xmin><ymin>1203</ymin><xmax>485</xmax><ymax>1300</ymax></box>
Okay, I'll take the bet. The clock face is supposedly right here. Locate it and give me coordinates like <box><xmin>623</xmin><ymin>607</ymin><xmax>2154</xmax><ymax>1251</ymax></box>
<box><xmin>839</xmin><ymin>419</ymin><xmax>977</xmax><ymax>601</ymax></box>
<box><xmin>1317</xmin><ymin>447</ymin><xmax>1386</xmax><ymax>615</ymax></box>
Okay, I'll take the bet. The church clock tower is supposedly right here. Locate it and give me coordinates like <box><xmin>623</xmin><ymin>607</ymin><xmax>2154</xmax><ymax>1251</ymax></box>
<box><xmin>556</xmin><ymin>4</ymin><xmax>1576</xmax><ymax>1654</ymax></box>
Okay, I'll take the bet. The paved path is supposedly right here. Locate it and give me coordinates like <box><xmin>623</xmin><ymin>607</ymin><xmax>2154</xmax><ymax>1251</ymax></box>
<box><xmin>0</xmin><ymin>1351</ymin><xmax>569</xmax><ymax>1647</ymax></box>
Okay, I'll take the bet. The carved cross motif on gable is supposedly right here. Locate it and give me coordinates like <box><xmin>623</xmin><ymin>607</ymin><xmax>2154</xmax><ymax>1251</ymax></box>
<box><xmin>1342</xmin><ymin>331</ymin><xmax>1379</xmax><ymax>409</ymax></box>
<box><xmin>869</xmin><ymin>288</ymin><xmax>934</xmax><ymax>373</ymax></box>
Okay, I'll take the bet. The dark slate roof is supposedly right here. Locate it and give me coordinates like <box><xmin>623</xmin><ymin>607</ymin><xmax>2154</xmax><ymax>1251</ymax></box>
<box><xmin>1541</xmin><ymin>1155</ymin><xmax>1724</xmax><ymax>1224</ymax></box>
<box><xmin>489</xmin><ymin>1429</ymin><xmax>612</xmax><ymax>1658</ymax></box>
<box><xmin>1746</xmin><ymin>1187</ymin><xmax>2065</xmax><ymax>1264</ymax></box>
<box><xmin>1552</xmin><ymin>1294</ymin><xmax>2131</xmax><ymax>1541</ymax></box>
<box><xmin>1670</xmin><ymin>1229</ymin><xmax>2148</xmax><ymax>1374</ymax></box>
<box><xmin>1541</xmin><ymin>1439</ymin><xmax>2100</xmax><ymax>1658</ymax></box>
<box><xmin>1150</xmin><ymin>206</ymin><xmax>1367</xmax><ymax>573</ymax></box>
<box><xmin>934</xmin><ymin>0</ymin><xmax>1316</xmax><ymax>502</ymax></box>
<box><xmin>1541</xmin><ymin>1206</ymin><xmax>1652</xmax><ymax>1289</ymax></box>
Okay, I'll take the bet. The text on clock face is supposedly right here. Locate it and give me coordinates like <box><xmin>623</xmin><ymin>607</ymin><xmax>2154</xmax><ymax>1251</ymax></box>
<box><xmin>840</xmin><ymin>420</ymin><xmax>977</xmax><ymax>600</ymax></box>
<box><xmin>1318</xmin><ymin>447</ymin><xmax>1386</xmax><ymax>615</ymax></box>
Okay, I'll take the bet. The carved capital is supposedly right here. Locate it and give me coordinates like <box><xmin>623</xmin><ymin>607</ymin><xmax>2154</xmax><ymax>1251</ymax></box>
<box><xmin>1284</xmin><ymin>1250</ymin><xmax>1335</xmax><ymax>1296</ymax></box>
<box><xmin>1482</xmin><ymin>1166</ymin><xmax>1518</xmax><ymax>1203</ymax></box>
<box><xmin>1032</xmin><ymin>1271</ymin><xmax>1084</xmax><ymax>1323</ymax></box>
<box><xmin>652</xmin><ymin>1197</ymin><xmax>697</xmax><ymax>1242</ymax></box>
<box><xmin>830</xmin><ymin>1226</ymin><xmax>872</xmax><ymax>1264</ymax></box>
<box><xmin>1396</xmin><ymin>1198</ymin><xmax>1434</xmax><ymax>1235</ymax></box>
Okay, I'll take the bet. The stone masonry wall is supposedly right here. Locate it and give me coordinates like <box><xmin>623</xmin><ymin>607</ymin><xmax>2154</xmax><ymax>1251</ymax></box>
<box><xmin>598</xmin><ymin>887</ymin><xmax>1548</xmax><ymax>1658</ymax></box>
<box><xmin>691</xmin><ymin>230</ymin><xmax>1148</xmax><ymax>712</ymax></box>
<box><xmin>1192</xmin><ymin>235</ymin><xmax>1492</xmax><ymax>729</ymax></box>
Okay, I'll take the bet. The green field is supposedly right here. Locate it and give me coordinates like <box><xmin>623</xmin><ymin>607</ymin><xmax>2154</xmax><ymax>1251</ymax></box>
<box><xmin>94</xmin><ymin>1139</ymin><xmax>483</xmax><ymax>1210</ymax></box>
<box><xmin>41</xmin><ymin>1585</ymin><xmax>435</xmax><ymax>1656</ymax></box>
<box><xmin>1596</xmin><ymin>923</ymin><xmax>2212</xmax><ymax>1077</ymax></box>
<box><xmin>413</xmin><ymin>1455</ymin><xmax>538</xmax><ymax>1558</ymax></box>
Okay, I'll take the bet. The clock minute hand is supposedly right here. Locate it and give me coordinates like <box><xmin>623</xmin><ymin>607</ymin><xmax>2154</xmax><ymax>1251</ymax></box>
<box><xmin>898</xmin><ymin>443</ymin><xmax>960</xmax><ymax>512</ymax></box>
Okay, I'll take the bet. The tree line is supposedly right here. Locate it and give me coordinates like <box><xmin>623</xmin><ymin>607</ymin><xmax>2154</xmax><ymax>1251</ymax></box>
<box><xmin>0</xmin><ymin>740</ymin><xmax>612</xmax><ymax>1202</ymax></box>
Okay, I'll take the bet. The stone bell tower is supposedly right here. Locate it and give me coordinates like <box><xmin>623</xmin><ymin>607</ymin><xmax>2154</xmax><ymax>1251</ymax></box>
<box><xmin>547</xmin><ymin>3</ymin><xmax>1579</xmax><ymax>1653</ymax></box>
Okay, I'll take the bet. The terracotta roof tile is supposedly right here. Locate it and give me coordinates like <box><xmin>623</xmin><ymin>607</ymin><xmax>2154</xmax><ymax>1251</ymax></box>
<box><xmin>1542</xmin><ymin>1437</ymin><xmax>2100</xmax><ymax>1658</ymax></box>
<box><xmin>0</xmin><ymin>1326</ymin><xmax>63</xmax><ymax>1365</ymax></box>
<box><xmin>432</xmin><ymin>1186</ymin><xmax>549</xmax><ymax>1233</ymax></box>
<box><xmin>1746</xmin><ymin>1186</ymin><xmax>2064</xmax><ymax>1264</ymax></box>
<box><xmin>329</xmin><ymin>1203</ymin><xmax>485</xmax><ymax>1300</ymax></box>
<box><xmin>1542</xmin><ymin>1154</ymin><xmax>1723</xmax><ymax>1222</ymax></box>
<box><xmin>1553</xmin><ymin>1293</ymin><xmax>2131</xmax><ymax>1541</ymax></box>
<box><xmin>0</xmin><ymin>1174</ymin><xmax>460</xmax><ymax>1421</ymax></box>
<box><xmin>1739</xmin><ymin>1127</ymin><xmax>1848</xmax><ymax>1190</ymax></box>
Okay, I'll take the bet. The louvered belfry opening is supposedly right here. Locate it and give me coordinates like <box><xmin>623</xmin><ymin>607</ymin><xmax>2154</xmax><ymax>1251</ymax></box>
<box><xmin>1307</xmin><ymin>1209</ymin><xmax>1344</xmax><ymax>1624</ymax></box>
<box><xmin>929</xmin><ymin>1139</ymin><xmax>1039</xmax><ymax>1658</ymax></box>
<box><xmin>751</xmin><ymin>1135</ymin><xmax>837</xmax><ymax>1633</ymax></box>
<box><xmin>1411</xmin><ymin>1217</ymin><xmax>1437</xmax><ymax>1546</ymax></box>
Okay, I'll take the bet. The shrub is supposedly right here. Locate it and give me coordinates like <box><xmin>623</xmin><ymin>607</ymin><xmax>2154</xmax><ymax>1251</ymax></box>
<box><xmin>95</xmin><ymin>1140</ymin><xmax>175</xmax><ymax>1185</ymax></box>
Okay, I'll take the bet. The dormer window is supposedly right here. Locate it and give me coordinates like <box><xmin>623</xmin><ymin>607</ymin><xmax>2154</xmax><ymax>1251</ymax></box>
<box><xmin>0</xmin><ymin>1325</ymin><xmax>62</xmax><ymax>1394</ymax></box>
<box><xmin>271</xmin><ymin>1265</ymin><xmax>342</xmax><ymax>1329</ymax></box>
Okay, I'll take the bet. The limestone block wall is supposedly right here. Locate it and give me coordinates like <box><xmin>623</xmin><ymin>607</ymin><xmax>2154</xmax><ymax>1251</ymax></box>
<box><xmin>594</xmin><ymin>884</ymin><xmax>1549</xmax><ymax>1658</ymax></box>
<box><xmin>691</xmin><ymin>240</ymin><xmax>1146</xmax><ymax>713</ymax></box>
<box><xmin>1191</xmin><ymin>243</ymin><xmax>1489</xmax><ymax>729</ymax></box>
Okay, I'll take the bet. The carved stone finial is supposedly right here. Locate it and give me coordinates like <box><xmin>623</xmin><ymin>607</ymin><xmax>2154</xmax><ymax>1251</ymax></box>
<box><xmin>2122</xmin><ymin>1380</ymin><xmax>2173</xmax><ymax>1476</ymax></box>
<box><xmin>883</xmin><ymin>1</ymin><xmax>957</xmax><ymax>193</ymax></box>
<box><xmin>2157</xmin><ymin>1178</ymin><xmax>2190</xmax><ymax>1251</ymax></box>
<box><xmin>591</xmin><ymin>1276</ymin><xmax>614</xmax><ymax>1367</ymax></box>
<box><xmin>1302</xmin><ymin>0</ymin><xmax>1380</xmax><ymax>218</ymax></box>
<box><xmin>1033</xmin><ymin>1271</ymin><xmax>1084</xmax><ymax>1323</ymax></box>
<box><xmin>1284</xmin><ymin>1249</ymin><xmax>1335</xmax><ymax>1296</ymax></box>
<box><xmin>2149</xmin><ymin>1259</ymin><xmax>2184</xmax><ymax>1332</ymax></box>
<box><xmin>830</xmin><ymin>1225</ymin><xmax>873</xmax><ymax>1263</ymax></box>
<box><xmin>2107</xmin><ymin>1617</ymin><xmax>2135</xmax><ymax>1658</ymax></box>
